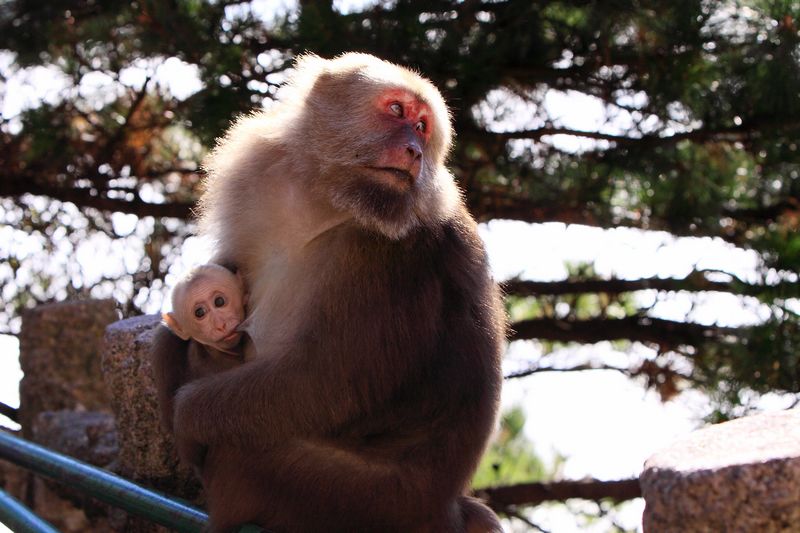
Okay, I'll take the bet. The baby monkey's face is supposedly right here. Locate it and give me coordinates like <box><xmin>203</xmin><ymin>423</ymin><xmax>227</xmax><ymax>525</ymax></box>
<box><xmin>182</xmin><ymin>271</ymin><xmax>245</xmax><ymax>351</ymax></box>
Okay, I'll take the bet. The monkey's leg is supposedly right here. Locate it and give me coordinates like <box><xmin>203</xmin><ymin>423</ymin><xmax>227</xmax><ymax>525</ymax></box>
<box><xmin>200</xmin><ymin>447</ymin><xmax>284</xmax><ymax>533</ymax></box>
<box><xmin>204</xmin><ymin>439</ymin><xmax>453</xmax><ymax>533</ymax></box>
<box><xmin>255</xmin><ymin>449</ymin><xmax>503</xmax><ymax>533</ymax></box>
<box><xmin>404</xmin><ymin>496</ymin><xmax>503</xmax><ymax>533</ymax></box>
<box><xmin>458</xmin><ymin>496</ymin><xmax>504</xmax><ymax>533</ymax></box>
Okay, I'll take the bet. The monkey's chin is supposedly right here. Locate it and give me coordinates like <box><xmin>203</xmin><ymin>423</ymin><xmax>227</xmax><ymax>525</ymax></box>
<box><xmin>330</xmin><ymin>170</ymin><xmax>421</xmax><ymax>240</ymax></box>
<box><xmin>213</xmin><ymin>331</ymin><xmax>242</xmax><ymax>351</ymax></box>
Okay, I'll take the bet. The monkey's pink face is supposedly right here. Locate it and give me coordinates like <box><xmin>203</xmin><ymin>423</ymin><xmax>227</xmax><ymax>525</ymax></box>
<box><xmin>313</xmin><ymin>79</ymin><xmax>450</xmax><ymax>240</ymax></box>
<box><xmin>180</xmin><ymin>275</ymin><xmax>246</xmax><ymax>351</ymax></box>
<box><xmin>363</xmin><ymin>89</ymin><xmax>433</xmax><ymax>191</ymax></box>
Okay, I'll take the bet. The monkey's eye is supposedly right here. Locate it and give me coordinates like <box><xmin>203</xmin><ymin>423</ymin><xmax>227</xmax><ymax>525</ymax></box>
<box><xmin>415</xmin><ymin>120</ymin><xmax>426</xmax><ymax>133</ymax></box>
<box><xmin>389</xmin><ymin>102</ymin><xmax>403</xmax><ymax>117</ymax></box>
<box><xmin>194</xmin><ymin>306</ymin><xmax>207</xmax><ymax>319</ymax></box>
<box><xmin>214</xmin><ymin>296</ymin><xmax>226</xmax><ymax>308</ymax></box>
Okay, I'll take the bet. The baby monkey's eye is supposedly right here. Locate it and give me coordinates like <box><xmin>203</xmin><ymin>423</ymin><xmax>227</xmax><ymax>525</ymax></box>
<box><xmin>194</xmin><ymin>307</ymin><xmax>206</xmax><ymax>319</ymax></box>
<box><xmin>415</xmin><ymin>120</ymin><xmax>426</xmax><ymax>133</ymax></box>
<box><xmin>389</xmin><ymin>102</ymin><xmax>403</xmax><ymax>117</ymax></box>
<box><xmin>214</xmin><ymin>296</ymin><xmax>226</xmax><ymax>307</ymax></box>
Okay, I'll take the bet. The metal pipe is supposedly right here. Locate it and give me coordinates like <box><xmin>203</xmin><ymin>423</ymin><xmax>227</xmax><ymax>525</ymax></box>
<box><xmin>0</xmin><ymin>488</ymin><xmax>59</xmax><ymax>533</ymax></box>
<box><xmin>0</xmin><ymin>430</ymin><xmax>207</xmax><ymax>532</ymax></box>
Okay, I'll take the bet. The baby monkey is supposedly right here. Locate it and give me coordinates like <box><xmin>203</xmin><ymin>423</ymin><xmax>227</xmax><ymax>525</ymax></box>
<box><xmin>152</xmin><ymin>263</ymin><xmax>248</xmax><ymax>433</ymax></box>
<box><xmin>162</xmin><ymin>263</ymin><xmax>248</xmax><ymax>360</ymax></box>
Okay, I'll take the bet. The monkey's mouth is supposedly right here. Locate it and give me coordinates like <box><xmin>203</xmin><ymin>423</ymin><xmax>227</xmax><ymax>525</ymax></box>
<box><xmin>366</xmin><ymin>166</ymin><xmax>415</xmax><ymax>187</ymax></box>
<box><xmin>220</xmin><ymin>330</ymin><xmax>242</xmax><ymax>344</ymax></box>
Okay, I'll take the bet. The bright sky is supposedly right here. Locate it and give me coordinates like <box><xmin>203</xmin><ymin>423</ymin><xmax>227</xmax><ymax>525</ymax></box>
<box><xmin>0</xmin><ymin>5</ymin><xmax>792</xmax><ymax>532</ymax></box>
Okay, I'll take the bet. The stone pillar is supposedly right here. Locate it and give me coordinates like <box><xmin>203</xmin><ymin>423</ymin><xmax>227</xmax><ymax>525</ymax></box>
<box><xmin>0</xmin><ymin>429</ymin><xmax>28</xmax><ymax>502</ymax></box>
<box><xmin>101</xmin><ymin>315</ymin><xmax>200</xmax><ymax>500</ymax></box>
<box><xmin>18</xmin><ymin>300</ymin><xmax>119</xmax><ymax>438</ymax></box>
<box><xmin>641</xmin><ymin>409</ymin><xmax>800</xmax><ymax>532</ymax></box>
<box><xmin>16</xmin><ymin>300</ymin><xmax>122</xmax><ymax>530</ymax></box>
<box><xmin>29</xmin><ymin>411</ymin><xmax>120</xmax><ymax>532</ymax></box>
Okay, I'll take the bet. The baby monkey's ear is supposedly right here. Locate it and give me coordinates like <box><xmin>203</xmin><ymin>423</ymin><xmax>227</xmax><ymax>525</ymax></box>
<box><xmin>162</xmin><ymin>312</ymin><xmax>190</xmax><ymax>340</ymax></box>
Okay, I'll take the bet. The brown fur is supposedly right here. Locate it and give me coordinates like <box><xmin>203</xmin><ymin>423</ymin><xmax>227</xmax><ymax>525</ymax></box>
<box><xmin>150</xmin><ymin>326</ymin><xmax>244</xmax><ymax>433</ymax></box>
<box><xmin>157</xmin><ymin>53</ymin><xmax>506</xmax><ymax>532</ymax></box>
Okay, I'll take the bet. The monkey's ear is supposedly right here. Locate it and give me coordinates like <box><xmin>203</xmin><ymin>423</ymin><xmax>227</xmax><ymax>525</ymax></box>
<box><xmin>162</xmin><ymin>312</ymin><xmax>190</xmax><ymax>340</ymax></box>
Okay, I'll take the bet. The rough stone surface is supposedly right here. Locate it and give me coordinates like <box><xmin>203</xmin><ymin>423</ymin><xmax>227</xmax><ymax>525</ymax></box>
<box><xmin>101</xmin><ymin>314</ymin><xmax>200</xmax><ymax>500</ymax></box>
<box><xmin>9</xmin><ymin>304</ymin><xmax>195</xmax><ymax>532</ymax></box>
<box><xmin>641</xmin><ymin>409</ymin><xmax>800</xmax><ymax>532</ymax></box>
<box><xmin>33</xmin><ymin>410</ymin><xmax>118</xmax><ymax>470</ymax></box>
<box><xmin>0</xmin><ymin>429</ymin><xmax>28</xmax><ymax>502</ymax></box>
<box><xmin>19</xmin><ymin>299</ymin><xmax>119</xmax><ymax>438</ymax></box>
<box><xmin>29</xmin><ymin>410</ymin><xmax>119</xmax><ymax>532</ymax></box>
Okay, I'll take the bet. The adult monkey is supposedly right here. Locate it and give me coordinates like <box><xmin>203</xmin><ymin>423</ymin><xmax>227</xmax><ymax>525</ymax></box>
<box><xmin>170</xmin><ymin>53</ymin><xmax>506</xmax><ymax>532</ymax></box>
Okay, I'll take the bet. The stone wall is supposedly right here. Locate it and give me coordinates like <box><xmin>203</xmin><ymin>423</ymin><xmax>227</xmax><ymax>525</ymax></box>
<box><xmin>102</xmin><ymin>314</ymin><xmax>200</xmax><ymax>498</ymax></box>
<box><xmin>3</xmin><ymin>301</ymin><xmax>197</xmax><ymax>532</ymax></box>
<box><xmin>9</xmin><ymin>299</ymin><xmax>121</xmax><ymax>531</ymax></box>
<box><xmin>29</xmin><ymin>410</ymin><xmax>121</xmax><ymax>532</ymax></box>
<box><xmin>641</xmin><ymin>409</ymin><xmax>800</xmax><ymax>532</ymax></box>
<box><xmin>18</xmin><ymin>300</ymin><xmax>119</xmax><ymax>437</ymax></box>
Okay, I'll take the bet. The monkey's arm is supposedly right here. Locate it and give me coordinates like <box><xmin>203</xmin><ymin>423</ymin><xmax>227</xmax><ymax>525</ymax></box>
<box><xmin>150</xmin><ymin>324</ymin><xmax>191</xmax><ymax>433</ymax></box>
<box><xmin>172</xmin><ymin>341</ymin><xmax>381</xmax><ymax>454</ymax></box>
<box><xmin>171</xmin><ymin>262</ymin><xmax>445</xmax><ymax>456</ymax></box>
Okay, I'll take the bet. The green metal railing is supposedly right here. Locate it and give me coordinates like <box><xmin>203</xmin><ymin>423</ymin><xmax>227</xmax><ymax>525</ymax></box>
<box><xmin>0</xmin><ymin>430</ymin><xmax>262</xmax><ymax>532</ymax></box>
<box><xmin>0</xmin><ymin>488</ymin><xmax>58</xmax><ymax>533</ymax></box>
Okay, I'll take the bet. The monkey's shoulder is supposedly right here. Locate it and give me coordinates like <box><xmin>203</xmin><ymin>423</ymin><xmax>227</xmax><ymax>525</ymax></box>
<box><xmin>150</xmin><ymin>324</ymin><xmax>190</xmax><ymax>362</ymax></box>
<box><xmin>418</xmin><ymin>208</ymin><xmax>493</xmax><ymax>281</ymax></box>
<box><xmin>438</xmin><ymin>207</ymin><xmax>488</xmax><ymax>257</ymax></box>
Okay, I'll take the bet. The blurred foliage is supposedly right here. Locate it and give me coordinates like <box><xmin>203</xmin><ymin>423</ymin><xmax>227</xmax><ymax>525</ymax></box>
<box><xmin>473</xmin><ymin>406</ymin><xmax>549</xmax><ymax>489</ymax></box>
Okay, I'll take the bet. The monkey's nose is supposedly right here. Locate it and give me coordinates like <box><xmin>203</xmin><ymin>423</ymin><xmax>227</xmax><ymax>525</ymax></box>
<box><xmin>405</xmin><ymin>143</ymin><xmax>422</xmax><ymax>162</ymax></box>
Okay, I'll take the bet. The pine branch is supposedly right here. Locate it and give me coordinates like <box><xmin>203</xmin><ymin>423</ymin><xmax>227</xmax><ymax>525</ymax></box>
<box><xmin>509</xmin><ymin>316</ymin><xmax>738</xmax><ymax>346</ymax></box>
<box><xmin>0</xmin><ymin>402</ymin><xmax>18</xmax><ymax>423</ymax></box>
<box><xmin>476</xmin><ymin>478</ymin><xmax>641</xmax><ymax>509</ymax></box>
<box><xmin>485</xmin><ymin>116</ymin><xmax>800</xmax><ymax>153</ymax></box>
<box><xmin>0</xmin><ymin>178</ymin><xmax>195</xmax><ymax>219</ymax></box>
<box><xmin>468</xmin><ymin>188</ymin><xmax>799</xmax><ymax>243</ymax></box>
<box><xmin>502</xmin><ymin>271</ymin><xmax>768</xmax><ymax>298</ymax></box>
<box><xmin>467</xmin><ymin>193</ymin><xmax>605</xmax><ymax>229</ymax></box>
<box><xmin>504</xmin><ymin>363</ymin><xmax>631</xmax><ymax>380</ymax></box>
